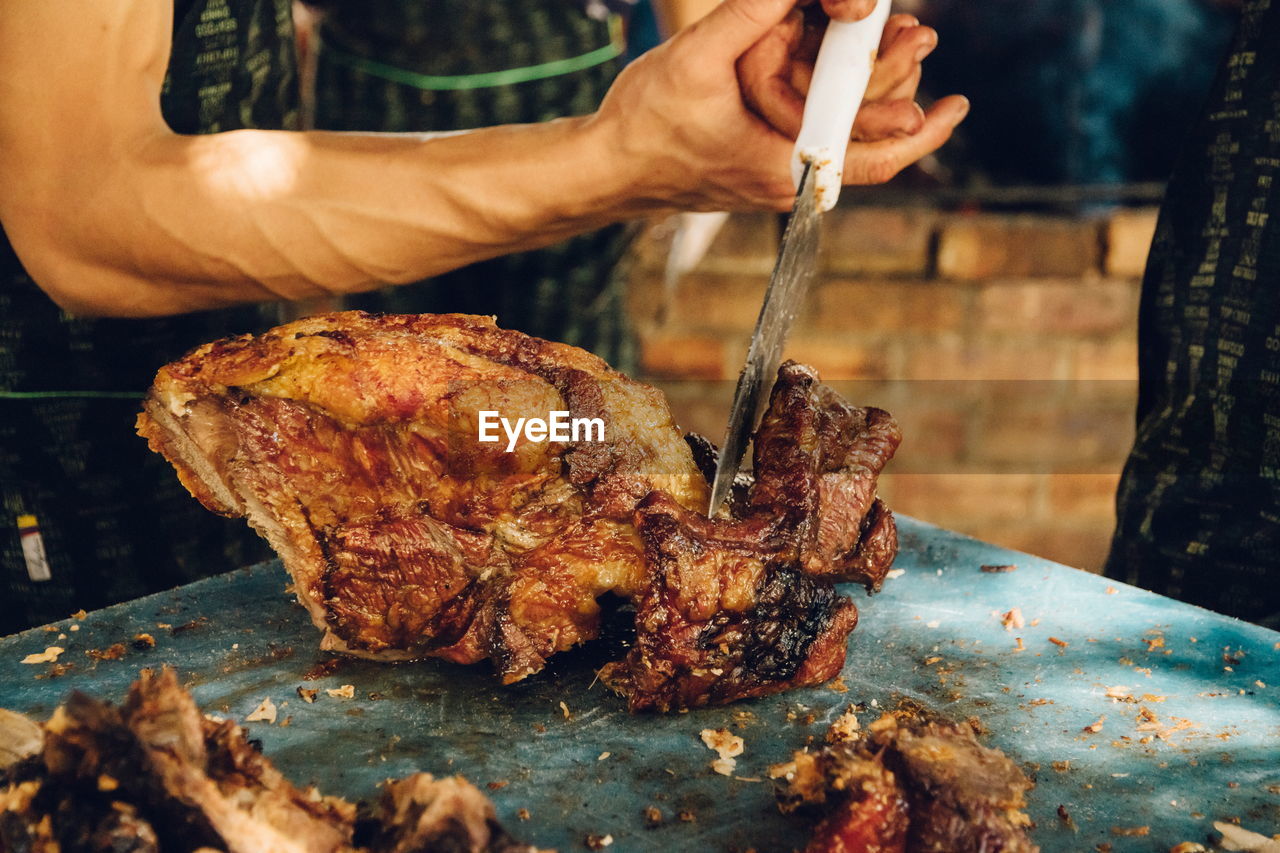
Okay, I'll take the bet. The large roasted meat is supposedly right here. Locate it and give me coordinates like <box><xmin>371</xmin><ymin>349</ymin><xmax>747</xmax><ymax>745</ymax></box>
<box><xmin>138</xmin><ymin>312</ymin><xmax>900</xmax><ymax>710</ymax></box>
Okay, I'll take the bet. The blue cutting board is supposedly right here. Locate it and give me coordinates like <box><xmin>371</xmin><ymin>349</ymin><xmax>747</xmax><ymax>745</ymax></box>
<box><xmin>3</xmin><ymin>517</ymin><xmax>1278</xmax><ymax>851</ymax></box>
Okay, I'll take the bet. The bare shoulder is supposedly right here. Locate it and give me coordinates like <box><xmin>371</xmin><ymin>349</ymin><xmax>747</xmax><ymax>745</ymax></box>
<box><xmin>0</xmin><ymin>2</ymin><xmax>172</xmax><ymax>147</ymax></box>
<box><xmin>0</xmin><ymin>2</ymin><xmax>175</xmax><ymax>309</ymax></box>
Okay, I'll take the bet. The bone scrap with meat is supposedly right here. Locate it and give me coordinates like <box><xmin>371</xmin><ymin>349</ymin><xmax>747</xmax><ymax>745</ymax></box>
<box><xmin>0</xmin><ymin>668</ymin><xmax>542</xmax><ymax>853</ymax></box>
<box><xmin>137</xmin><ymin>312</ymin><xmax>901</xmax><ymax>710</ymax></box>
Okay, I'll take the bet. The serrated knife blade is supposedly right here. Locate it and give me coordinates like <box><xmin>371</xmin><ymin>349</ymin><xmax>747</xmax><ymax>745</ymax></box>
<box><xmin>707</xmin><ymin>161</ymin><xmax>819</xmax><ymax>516</ymax></box>
<box><xmin>706</xmin><ymin>0</ymin><xmax>890</xmax><ymax>517</ymax></box>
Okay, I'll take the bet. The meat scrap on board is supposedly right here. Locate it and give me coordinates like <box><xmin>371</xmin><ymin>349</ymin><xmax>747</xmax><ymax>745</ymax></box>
<box><xmin>138</xmin><ymin>312</ymin><xmax>901</xmax><ymax>711</ymax></box>
<box><xmin>772</xmin><ymin>709</ymin><xmax>1039</xmax><ymax>853</ymax></box>
<box><xmin>0</xmin><ymin>667</ymin><xmax>541</xmax><ymax>853</ymax></box>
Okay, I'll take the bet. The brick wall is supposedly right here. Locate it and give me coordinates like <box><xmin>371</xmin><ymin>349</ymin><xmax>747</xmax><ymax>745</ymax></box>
<box><xmin>626</xmin><ymin>205</ymin><xmax>1160</xmax><ymax>573</ymax></box>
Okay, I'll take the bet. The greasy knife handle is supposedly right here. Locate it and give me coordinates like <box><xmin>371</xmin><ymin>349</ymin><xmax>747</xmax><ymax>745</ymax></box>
<box><xmin>791</xmin><ymin>0</ymin><xmax>893</xmax><ymax>212</ymax></box>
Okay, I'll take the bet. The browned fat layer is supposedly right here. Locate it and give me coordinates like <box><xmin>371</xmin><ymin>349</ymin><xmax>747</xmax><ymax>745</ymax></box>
<box><xmin>136</xmin><ymin>399</ymin><xmax>242</xmax><ymax>517</ymax></box>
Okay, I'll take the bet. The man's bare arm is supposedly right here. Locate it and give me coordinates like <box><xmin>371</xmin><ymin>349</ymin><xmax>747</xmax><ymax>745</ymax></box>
<box><xmin>0</xmin><ymin>0</ymin><xmax>964</xmax><ymax>318</ymax></box>
<box><xmin>0</xmin><ymin>2</ymin><xmax>651</xmax><ymax>315</ymax></box>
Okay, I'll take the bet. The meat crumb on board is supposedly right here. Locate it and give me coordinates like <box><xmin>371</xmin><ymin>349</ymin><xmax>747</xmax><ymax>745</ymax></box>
<box><xmin>1110</xmin><ymin>825</ymin><xmax>1150</xmax><ymax>836</ymax></box>
<box><xmin>86</xmin><ymin>643</ymin><xmax>126</xmax><ymax>662</ymax></box>
<box><xmin>325</xmin><ymin>684</ymin><xmax>355</xmax><ymax>699</ymax></box>
<box><xmin>827</xmin><ymin>708</ymin><xmax>860</xmax><ymax>742</ymax></box>
<box><xmin>584</xmin><ymin>833</ymin><xmax>613</xmax><ymax>849</ymax></box>
<box><xmin>21</xmin><ymin>647</ymin><xmax>65</xmax><ymax>665</ymax></box>
<box><xmin>1105</xmin><ymin>686</ymin><xmax>1133</xmax><ymax>702</ymax></box>
<box><xmin>301</xmin><ymin>658</ymin><xmax>342</xmax><ymax>680</ymax></box>
<box><xmin>245</xmin><ymin>697</ymin><xmax>278</xmax><ymax>724</ymax></box>
<box><xmin>701</xmin><ymin>728</ymin><xmax>745</xmax><ymax>776</ymax></box>
<box><xmin>1083</xmin><ymin>715</ymin><xmax>1106</xmax><ymax>734</ymax></box>
<box><xmin>1212</xmin><ymin>821</ymin><xmax>1280</xmax><ymax>852</ymax></box>
<box><xmin>297</xmin><ymin>686</ymin><xmax>318</xmax><ymax>703</ymax></box>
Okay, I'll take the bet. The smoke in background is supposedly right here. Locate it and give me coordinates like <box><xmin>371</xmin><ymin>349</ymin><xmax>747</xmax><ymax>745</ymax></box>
<box><xmin>920</xmin><ymin>0</ymin><xmax>1237</xmax><ymax>185</ymax></box>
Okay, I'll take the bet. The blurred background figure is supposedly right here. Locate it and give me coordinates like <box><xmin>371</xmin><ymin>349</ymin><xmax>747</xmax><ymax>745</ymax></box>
<box><xmin>297</xmin><ymin>0</ymin><xmax>715</xmax><ymax>368</ymax></box>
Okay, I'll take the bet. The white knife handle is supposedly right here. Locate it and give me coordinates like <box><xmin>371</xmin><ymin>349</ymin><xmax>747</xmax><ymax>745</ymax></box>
<box><xmin>791</xmin><ymin>0</ymin><xmax>893</xmax><ymax>211</ymax></box>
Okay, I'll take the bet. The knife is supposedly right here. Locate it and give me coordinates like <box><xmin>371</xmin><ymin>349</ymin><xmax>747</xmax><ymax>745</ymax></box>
<box><xmin>707</xmin><ymin>0</ymin><xmax>892</xmax><ymax>517</ymax></box>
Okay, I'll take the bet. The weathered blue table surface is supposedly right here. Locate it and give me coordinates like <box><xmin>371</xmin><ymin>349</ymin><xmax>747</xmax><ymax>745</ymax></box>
<box><xmin>3</xmin><ymin>517</ymin><xmax>1278</xmax><ymax>852</ymax></box>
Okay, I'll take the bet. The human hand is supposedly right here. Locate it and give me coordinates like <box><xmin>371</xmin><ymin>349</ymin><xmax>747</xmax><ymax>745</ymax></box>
<box><xmin>589</xmin><ymin>0</ymin><xmax>966</xmax><ymax>213</ymax></box>
<box><xmin>737</xmin><ymin>4</ymin><xmax>969</xmax><ymax>184</ymax></box>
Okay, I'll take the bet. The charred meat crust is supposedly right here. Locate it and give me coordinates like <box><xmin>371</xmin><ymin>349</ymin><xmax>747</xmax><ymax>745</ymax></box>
<box><xmin>139</xmin><ymin>313</ymin><xmax>901</xmax><ymax>711</ymax></box>
<box><xmin>600</xmin><ymin>493</ymin><xmax>859</xmax><ymax>712</ymax></box>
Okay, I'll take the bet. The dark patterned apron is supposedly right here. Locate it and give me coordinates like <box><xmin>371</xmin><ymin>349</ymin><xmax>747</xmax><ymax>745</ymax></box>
<box><xmin>310</xmin><ymin>0</ymin><xmax>638</xmax><ymax>369</ymax></box>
